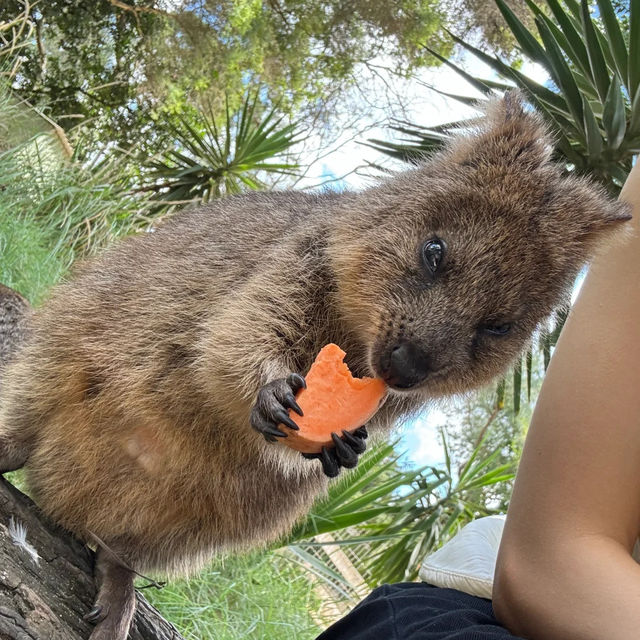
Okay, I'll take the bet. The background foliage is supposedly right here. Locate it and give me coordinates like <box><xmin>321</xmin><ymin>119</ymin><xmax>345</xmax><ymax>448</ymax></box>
<box><xmin>369</xmin><ymin>0</ymin><xmax>639</xmax><ymax>193</ymax></box>
<box><xmin>286</xmin><ymin>437</ymin><xmax>514</xmax><ymax>591</ymax></box>
<box><xmin>2</xmin><ymin>0</ymin><xmax>543</xmax><ymax>156</ymax></box>
<box><xmin>144</xmin><ymin>552</ymin><xmax>323</xmax><ymax>640</ymax></box>
<box><xmin>1</xmin><ymin>0</ymin><xmax>453</xmax><ymax>152</ymax></box>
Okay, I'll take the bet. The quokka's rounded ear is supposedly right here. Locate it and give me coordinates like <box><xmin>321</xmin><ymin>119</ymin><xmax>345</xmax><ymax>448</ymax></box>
<box><xmin>580</xmin><ymin>197</ymin><xmax>633</xmax><ymax>234</ymax></box>
<box><xmin>444</xmin><ymin>89</ymin><xmax>553</xmax><ymax>170</ymax></box>
<box><xmin>542</xmin><ymin>177</ymin><xmax>633</xmax><ymax>254</ymax></box>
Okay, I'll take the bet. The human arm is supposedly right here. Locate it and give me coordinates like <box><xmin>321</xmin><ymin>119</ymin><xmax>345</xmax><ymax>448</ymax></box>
<box><xmin>492</xmin><ymin>160</ymin><xmax>640</xmax><ymax>640</ymax></box>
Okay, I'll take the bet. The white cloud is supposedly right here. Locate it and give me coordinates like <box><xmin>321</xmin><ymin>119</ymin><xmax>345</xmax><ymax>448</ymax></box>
<box><xmin>398</xmin><ymin>407</ymin><xmax>448</xmax><ymax>467</ymax></box>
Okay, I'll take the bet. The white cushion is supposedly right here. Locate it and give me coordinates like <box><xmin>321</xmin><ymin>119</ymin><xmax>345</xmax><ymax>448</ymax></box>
<box><xmin>418</xmin><ymin>515</ymin><xmax>506</xmax><ymax>599</ymax></box>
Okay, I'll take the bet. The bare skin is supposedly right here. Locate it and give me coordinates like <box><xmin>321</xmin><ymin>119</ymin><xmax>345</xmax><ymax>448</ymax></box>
<box><xmin>493</xmin><ymin>159</ymin><xmax>640</xmax><ymax>639</ymax></box>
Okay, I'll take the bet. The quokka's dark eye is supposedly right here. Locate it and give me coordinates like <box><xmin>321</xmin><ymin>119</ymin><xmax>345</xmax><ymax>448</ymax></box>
<box><xmin>421</xmin><ymin>237</ymin><xmax>446</xmax><ymax>277</ymax></box>
<box><xmin>483</xmin><ymin>322</ymin><xmax>512</xmax><ymax>336</ymax></box>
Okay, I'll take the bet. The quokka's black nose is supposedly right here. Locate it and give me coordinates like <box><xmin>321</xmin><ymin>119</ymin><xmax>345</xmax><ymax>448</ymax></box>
<box><xmin>379</xmin><ymin>341</ymin><xmax>432</xmax><ymax>389</ymax></box>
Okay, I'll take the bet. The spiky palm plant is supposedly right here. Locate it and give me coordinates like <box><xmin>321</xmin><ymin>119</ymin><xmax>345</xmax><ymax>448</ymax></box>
<box><xmin>370</xmin><ymin>0</ymin><xmax>638</xmax><ymax>194</ymax></box>
<box><xmin>282</xmin><ymin>437</ymin><xmax>513</xmax><ymax>592</ymax></box>
<box><xmin>141</xmin><ymin>93</ymin><xmax>303</xmax><ymax>204</ymax></box>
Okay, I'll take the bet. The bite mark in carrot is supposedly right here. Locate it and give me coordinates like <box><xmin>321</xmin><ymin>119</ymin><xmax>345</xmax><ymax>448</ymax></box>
<box><xmin>281</xmin><ymin>344</ymin><xmax>387</xmax><ymax>454</ymax></box>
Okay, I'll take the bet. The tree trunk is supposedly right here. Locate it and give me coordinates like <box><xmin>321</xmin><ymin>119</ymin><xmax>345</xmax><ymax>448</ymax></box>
<box><xmin>0</xmin><ymin>476</ymin><xmax>185</xmax><ymax>640</ymax></box>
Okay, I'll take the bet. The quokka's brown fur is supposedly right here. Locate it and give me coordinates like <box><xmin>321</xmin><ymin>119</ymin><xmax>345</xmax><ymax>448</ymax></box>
<box><xmin>0</xmin><ymin>93</ymin><xmax>631</xmax><ymax>639</ymax></box>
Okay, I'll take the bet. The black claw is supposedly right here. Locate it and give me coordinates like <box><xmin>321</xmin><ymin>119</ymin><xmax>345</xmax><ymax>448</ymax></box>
<box><xmin>264</xmin><ymin>426</ymin><xmax>288</xmax><ymax>438</ymax></box>
<box><xmin>251</xmin><ymin>375</ymin><xmax>309</xmax><ymax>443</ymax></box>
<box><xmin>283</xmin><ymin>392</ymin><xmax>304</xmax><ymax>416</ymax></box>
<box><xmin>287</xmin><ymin>372</ymin><xmax>307</xmax><ymax>392</ymax></box>
<box><xmin>251</xmin><ymin>411</ymin><xmax>287</xmax><ymax>438</ymax></box>
<box><xmin>83</xmin><ymin>605</ymin><xmax>104</xmax><ymax>624</ymax></box>
<box><xmin>354</xmin><ymin>425</ymin><xmax>368</xmax><ymax>439</ymax></box>
<box><xmin>342</xmin><ymin>430</ymin><xmax>367</xmax><ymax>455</ymax></box>
<box><xmin>274</xmin><ymin>409</ymin><xmax>300</xmax><ymax>431</ymax></box>
<box><xmin>331</xmin><ymin>433</ymin><xmax>358</xmax><ymax>468</ymax></box>
<box><xmin>320</xmin><ymin>446</ymin><xmax>340</xmax><ymax>478</ymax></box>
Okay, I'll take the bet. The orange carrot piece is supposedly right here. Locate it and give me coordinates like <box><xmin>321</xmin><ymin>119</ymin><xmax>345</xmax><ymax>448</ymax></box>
<box><xmin>281</xmin><ymin>344</ymin><xmax>387</xmax><ymax>454</ymax></box>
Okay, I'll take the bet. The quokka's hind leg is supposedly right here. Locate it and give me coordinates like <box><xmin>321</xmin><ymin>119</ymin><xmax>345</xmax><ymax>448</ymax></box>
<box><xmin>0</xmin><ymin>432</ymin><xmax>32</xmax><ymax>473</ymax></box>
<box><xmin>84</xmin><ymin>546</ymin><xmax>136</xmax><ymax>640</ymax></box>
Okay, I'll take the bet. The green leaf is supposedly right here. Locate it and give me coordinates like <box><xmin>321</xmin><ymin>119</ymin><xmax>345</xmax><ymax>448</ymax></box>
<box><xmin>630</xmin><ymin>0</ymin><xmax>640</xmax><ymax>99</ymax></box>
<box><xmin>420</xmin><ymin>84</ymin><xmax>487</xmax><ymax>107</ymax></box>
<box><xmin>302</xmin><ymin>532</ymin><xmax>411</xmax><ymax>547</ymax></box>
<box><xmin>495</xmin><ymin>0</ymin><xmax>547</xmax><ymax>64</ymax></box>
<box><xmin>422</xmin><ymin>44</ymin><xmax>495</xmax><ymax>97</ymax></box>
<box><xmin>328</xmin><ymin>476</ymin><xmax>418</xmax><ymax>517</ymax></box>
<box><xmin>594</xmin><ymin>21</ymin><xmax>618</xmax><ymax>72</ymax></box>
<box><xmin>629</xmin><ymin>83</ymin><xmax>640</xmax><ymax>138</ymax></box>
<box><xmin>473</xmin><ymin>78</ymin><xmax>516</xmax><ymax>92</ymax></box>
<box><xmin>513</xmin><ymin>357</ymin><xmax>522</xmax><ymax>415</ymax></box>
<box><xmin>596</xmin><ymin>0</ymin><xmax>629</xmax><ymax>85</ymax></box>
<box><xmin>543</xmin><ymin>14</ymin><xmax>589</xmax><ymax>77</ymax></box>
<box><xmin>580</xmin><ymin>0</ymin><xmax>610</xmax><ymax>102</ymax></box>
<box><xmin>361</xmin><ymin>139</ymin><xmax>440</xmax><ymax>164</ymax></box>
<box><xmin>296</xmin><ymin>507</ymin><xmax>397</xmax><ymax>540</ymax></box>
<box><xmin>286</xmin><ymin>546</ymin><xmax>353</xmax><ymax>597</ymax></box>
<box><xmin>536</xmin><ymin>17</ymin><xmax>584</xmax><ymax>129</ymax></box>
<box><xmin>441</xmin><ymin>427</ymin><xmax>452</xmax><ymax>477</ymax></box>
<box><xmin>543</xmin><ymin>0</ymin><xmax>591</xmax><ymax>76</ymax></box>
<box><xmin>582</xmin><ymin>95</ymin><xmax>603</xmax><ymax>160</ymax></box>
<box><xmin>572</xmin><ymin>68</ymin><xmax>602</xmax><ymax>101</ymax></box>
<box><xmin>462</xmin><ymin>469</ymin><xmax>515</xmax><ymax>491</ymax></box>
<box><xmin>602</xmin><ymin>73</ymin><xmax>626</xmax><ymax>150</ymax></box>
<box><xmin>562</xmin><ymin>0</ymin><xmax>582</xmax><ymax>19</ymax></box>
<box><xmin>459</xmin><ymin>448</ymin><xmax>504</xmax><ymax>487</ymax></box>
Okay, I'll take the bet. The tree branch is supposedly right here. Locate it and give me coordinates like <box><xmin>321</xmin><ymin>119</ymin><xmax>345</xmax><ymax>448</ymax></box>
<box><xmin>106</xmin><ymin>0</ymin><xmax>171</xmax><ymax>17</ymax></box>
<box><xmin>0</xmin><ymin>477</ymin><xmax>184</xmax><ymax>640</ymax></box>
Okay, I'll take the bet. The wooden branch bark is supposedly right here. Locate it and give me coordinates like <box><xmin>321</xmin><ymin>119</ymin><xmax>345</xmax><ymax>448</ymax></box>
<box><xmin>107</xmin><ymin>0</ymin><xmax>170</xmax><ymax>17</ymax></box>
<box><xmin>0</xmin><ymin>476</ymin><xmax>185</xmax><ymax>640</ymax></box>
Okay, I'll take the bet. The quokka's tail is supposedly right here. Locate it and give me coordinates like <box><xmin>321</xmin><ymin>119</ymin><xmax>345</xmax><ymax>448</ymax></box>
<box><xmin>0</xmin><ymin>283</ymin><xmax>30</xmax><ymax>377</ymax></box>
<box><xmin>0</xmin><ymin>284</ymin><xmax>33</xmax><ymax>472</ymax></box>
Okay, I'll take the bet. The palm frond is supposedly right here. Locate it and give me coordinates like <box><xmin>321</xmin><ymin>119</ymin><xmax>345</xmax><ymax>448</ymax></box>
<box><xmin>279</xmin><ymin>436</ymin><xmax>513</xmax><ymax>587</ymax></box>
<box><xmin>141</xmin><ymin>92</ymin><xmax>303</xmax><ymax>204</ymax></box>
<box><xmin>371</xmin><ymin>0</ymin><xmax>637</xmax><ymax>193</ymax></box>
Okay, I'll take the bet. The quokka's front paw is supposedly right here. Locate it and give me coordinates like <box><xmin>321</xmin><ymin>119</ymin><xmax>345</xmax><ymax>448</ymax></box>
<box><xmin>250</xmin><ymin>373</ymin><xmax>306</xmax><ymax>443</ymax></box>
<box><xmin>302</xmin><ymin>426</ymin><xmax>368</xmax><ymax>478</ymax></box>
